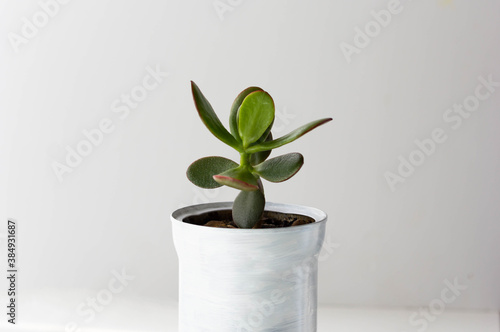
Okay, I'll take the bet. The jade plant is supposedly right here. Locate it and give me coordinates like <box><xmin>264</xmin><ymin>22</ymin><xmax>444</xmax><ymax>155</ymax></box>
<box><xmin>186</xmin><ymin>81</ymin><xmax>332</xmax><ymax>229</ymax></box>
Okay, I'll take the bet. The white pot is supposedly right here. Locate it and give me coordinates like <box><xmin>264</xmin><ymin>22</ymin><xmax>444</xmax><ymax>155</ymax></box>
<box><xmin>171</xmin><ymin>202</ymin><xmax>327</xmax><ymax>332</ymax></box>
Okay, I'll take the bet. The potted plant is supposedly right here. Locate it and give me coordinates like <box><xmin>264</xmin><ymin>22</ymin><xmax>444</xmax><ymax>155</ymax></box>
<box><xmin>171</xmin><ymin>81</ymin><xmax>332</xmax><ymax>331</ymax></box>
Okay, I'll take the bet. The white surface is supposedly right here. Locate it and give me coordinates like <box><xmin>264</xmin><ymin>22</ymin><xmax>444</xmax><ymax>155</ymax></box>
<box><xmin>0</xmin><ymin>295</ymin><xmax>498</xmax><ymax>332</ymax></box>
<box><xmin>1</xmin><ymin>0</ymin><xmax>499</xmax><ymax>315</ymax></box>
<box><xmin>317</xmin><ymin>307</ymin><xmax>499</xmax><ymax>332</ymax></box>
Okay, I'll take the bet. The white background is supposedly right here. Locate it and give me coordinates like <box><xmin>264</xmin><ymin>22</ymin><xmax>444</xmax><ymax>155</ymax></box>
<box><xmin>1</xmin><ymin>0</ymin><xmax>499</xmax><ymax>330</ymax></box>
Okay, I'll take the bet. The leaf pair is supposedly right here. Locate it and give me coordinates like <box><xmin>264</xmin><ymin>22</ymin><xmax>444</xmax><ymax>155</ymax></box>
<box><xmin>192</xmin><ymin>82</ymin><xmax>275</xmax><ymax>152</ymax></box>
<box><xmin>192</xmin><ymin>81</ymin><xmax>331</xmax><ymax>155</ymax></box>
<box><xmin>186</xmin><ymin>156</ymin><xmax>258</xmax><ymax>191</ymax></box>
<box><xmin>187</xmin><ymin>152</ymin><xmax>304</xmax><ymax>192</ymax></box>
<box><xmin>229</xmin><ymin>87</ymin><xmax>275</xmax><ymax>149</ymax></box>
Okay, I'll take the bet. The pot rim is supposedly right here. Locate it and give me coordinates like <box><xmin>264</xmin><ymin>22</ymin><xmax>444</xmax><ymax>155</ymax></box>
<box><xmin>171</xmin><ymin>201</ymin><xmax>327</xmax><ymax>233</ymax></box>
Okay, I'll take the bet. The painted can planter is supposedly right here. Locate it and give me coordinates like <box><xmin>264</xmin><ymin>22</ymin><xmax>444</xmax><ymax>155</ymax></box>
<box><xmin>171</xmin><ymin>202</ymin><xmax>327</xmax><ymax>332</ymax></box>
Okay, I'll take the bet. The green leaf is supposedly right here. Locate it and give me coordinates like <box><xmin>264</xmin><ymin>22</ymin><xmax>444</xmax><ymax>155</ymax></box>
<box><xmin>232</xmin><ymin>189</ymin><xmax>265</xmax><ymax>228</ymax></box>
<box><xmin>229</xmin><ymin>87</ymin><xmax>263</xmax><ymax>143</ymax></box>
<box><xmin>191</xmin><ymin>81</ymin><xmax>241</xmax><ymax>151</ymax></box>
<box><xmin>246</xmin><ymin>118</ymin><xmax>332</xmax><ymax>153</ymax></box>
<box><xmin>213</xmin><ymin>166</ymin><xmax>259</xmax><ymax>191</ymax></box>
<box><xmin>187</xmin><ymin>156</ymin><xmax>238</xmax><ymax>189</ymax></box>
<box><xmin>238</xmin><ymin>91</ymin><xmax>275</xmax><ymax>148</ymax></box>
<box><xmin>254</xmin><ymin>153</ymin><xmax>304</xmax><ymax>182</ymax></box>
<box><xmin>250</xmin><ymin>132</ymin><xmax>273</xmax><ymax>165</ymax></box>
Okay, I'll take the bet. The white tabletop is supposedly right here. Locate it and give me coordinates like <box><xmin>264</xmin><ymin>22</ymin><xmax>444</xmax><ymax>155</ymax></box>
<box><xmin>1</xmin><ymin>297</ymin><xmax>498</xmax><ymax>331</ymax></box>
<box><xmin>318</xmin><ymin>306</ymin><xmax>499</xmax><ymax>332</ymax></box>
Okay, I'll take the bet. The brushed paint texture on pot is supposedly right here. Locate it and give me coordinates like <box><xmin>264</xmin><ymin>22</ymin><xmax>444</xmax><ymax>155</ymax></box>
<box><xmin>171</xmin><ymin>202</ymin><xmax>327</xmax><ymax>332</ymax></box>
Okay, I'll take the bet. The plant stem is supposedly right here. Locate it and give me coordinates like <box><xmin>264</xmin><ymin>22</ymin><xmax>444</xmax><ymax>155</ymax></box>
<box><xmin>240</xmin><ymin>153</ymin><xmax>250</xmax><ymax>167</ymax></box>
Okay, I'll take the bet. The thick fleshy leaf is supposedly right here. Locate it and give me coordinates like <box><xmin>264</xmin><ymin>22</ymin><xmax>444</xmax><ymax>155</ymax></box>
<box><xmin>250</xmin><ymin>132</ymin><xmax>273</xmax><ymax>165</ymax></box>
<box><xmin>246</xmin><ymin>118</ymin><xmax>332</xmax><ymax>153</ymax></box>
<box><xmin>229</xmin><ymin>87</ymin><xmax>263</xmax><ymax>142</ymax></box>
<box><xmin>187</xmin><ymin>156</ymin><xmax>238</xmax><ymax>189</ymax></box>
<box><xmin>191</xmin><ymin>81</ymin><xmax>241</xmax><ymax>151</ymax></box>
<box><xmin>213</xmin><ymin>167</ymin><xmax>259</xmax><ymax>191</ymax></box>
<box><xmin>232</xmin><ymin>189</ymin><xmax>265</xmax><ymax>229</ymax></box>
<box><xmin>238</xmin><ymin>91</ymin><xmax>275</xmax><ymax>148</ymax></box>
<box><xmin>254</xmin><ymin>153</ymin><xmax>304</xmax><ymax>182</ymax></box>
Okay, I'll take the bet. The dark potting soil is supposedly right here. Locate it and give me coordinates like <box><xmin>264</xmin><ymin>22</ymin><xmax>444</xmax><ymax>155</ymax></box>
<box><xmin>183</xmin><ymin>209</ymin><xmax>315</xmax><ymax>229</ymax></box>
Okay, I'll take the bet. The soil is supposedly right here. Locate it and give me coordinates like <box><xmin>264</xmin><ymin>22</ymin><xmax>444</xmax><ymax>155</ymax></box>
<box><xmin>183</xmin><ymin>209</ymin><xmax>315</xmax><ymax>229</ymax></box>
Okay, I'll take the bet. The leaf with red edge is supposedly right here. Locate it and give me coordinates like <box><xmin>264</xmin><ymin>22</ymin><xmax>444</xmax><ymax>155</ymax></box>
<box><xmin>213</xmin><ymin>166</ymin><xmax>259</xmax><ymax>191</ymax></box>
<box><xmin>238</xmin><ymin>91</ymin><xmax>275</xmax><ymax>148</ymax></box>
<box><xmin>246</xmin><ymin>118</ymin><xmax>332</xmax><ymax>153</ymax></box>
<box><xmin>229</xmin><ymin>86</ymin><xmax>263</xmax><ymax>142</ymax></box>
<box><xmin>254</xmin><ymin>153</ymin><xmax>304</xmax><ymax>183</ymax></box>
<box><xmin>191</xmin><ymin>81</ymin><xmax>241</xmax><ymax>151</ymax></box>
<box><xmin>187</xmin><ymin>156</ymin><xmax>238</xmax><ymax>189</ymax></box>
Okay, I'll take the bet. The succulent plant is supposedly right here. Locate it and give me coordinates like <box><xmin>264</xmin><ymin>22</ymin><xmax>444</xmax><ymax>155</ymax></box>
<box><xmin>187</xmin><ymin>81</ymin><xmax>332</xmax><ymax>229</ymax></box>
